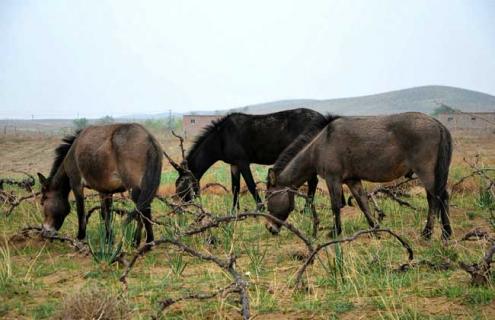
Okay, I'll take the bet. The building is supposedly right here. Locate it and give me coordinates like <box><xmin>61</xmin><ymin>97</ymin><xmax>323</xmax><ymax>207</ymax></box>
<box><xmin>437</xmin><ymin>112</ymin><xmax>495</xmax><ymax>134</ymax></box>
<box><xmin>182</xmin><ymin>114</ymin><xmax>223</xmax><ymax>139</ymax></box>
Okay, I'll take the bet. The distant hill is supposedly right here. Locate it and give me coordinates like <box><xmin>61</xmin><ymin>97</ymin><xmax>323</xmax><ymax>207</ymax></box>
<box><xmin>231</xmin><ymin>85</ymin><xmax>495</xmax><ymax>115</ymax></box>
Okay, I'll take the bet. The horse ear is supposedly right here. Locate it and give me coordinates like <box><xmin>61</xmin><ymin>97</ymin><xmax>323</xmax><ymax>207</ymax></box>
<box><xmin>37</xmin><ymin>173</ymin><xmax>48</xmax><ymax>187</ymax></box>
<box><xmin>267</xmin><ymin>168</ymin><xmax>277</xmax><ymax>186</ymax></box>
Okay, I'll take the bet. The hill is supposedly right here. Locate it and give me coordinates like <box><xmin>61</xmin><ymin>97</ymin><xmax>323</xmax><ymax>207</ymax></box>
<box><xmin>231</xmin><ymin>85</ymin><xmax>495</xmax><ymax>115</ymax></box>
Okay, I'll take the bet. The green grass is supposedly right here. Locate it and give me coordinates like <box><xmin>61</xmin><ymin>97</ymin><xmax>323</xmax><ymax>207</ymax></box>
<box><xmin>1</xmin><ymin>162</ymin><xmax>494</xmax><ymax>319</ymax></box>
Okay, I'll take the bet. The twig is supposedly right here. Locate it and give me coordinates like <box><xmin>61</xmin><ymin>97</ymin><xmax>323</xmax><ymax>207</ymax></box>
<box><xmin>461</xmin><ymin>228</ymin><xmax>494</xmax><ymax>242</ymax></box>
<box><xmin>4</xmin><ymin>192</ymin><xmax>40</xmax><ymax>216</ymax></box>
<box><xmin>294</xmin><ymin>227</ymin><xmax>414</xmax><ymax>288</ymax></box>
<box><xmin>0</xmin><ymin>171</ymin><xmax>35</xmax><ymax>191</ymax></box>
<box><xmin>120</xmin><ymin>238</ymin><xmax>250</xmax><ymax>319</ymax></box>
<box><xmin>12</xmin><ymin>226</ymin><xmax>89</xmax><ymax>253</ymax></box>
<box><xmin>155</xmin><ymin>283</ymin><xmax>238</xmax><ymax>317</ymax></box>
<box><xmin>459</xmin><ymin>243</ymin><xmax>495</xmax><ymax>285</ymax></box>
<box><xmin>201</xmin><ymin>182</ymin><xmax>229</xmax><ymax>193</ymax></box>
<box><xmin>171</xmin><ymin>131</ymin><xmax>186</xmax><ymax>161</ymax></box>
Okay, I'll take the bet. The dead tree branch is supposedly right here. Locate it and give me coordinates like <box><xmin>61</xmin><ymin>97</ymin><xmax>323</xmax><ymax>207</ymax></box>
<box><xmin>461</xmin><ymin>228</ymin><xmax>495</xmax><ymax>242</ymax></box>
<box><xmin>294</xmin><ymin>227</ymin><xmax>414</xmax><ymax>288</ymax></box>
<box><xmin>171</xmin><ymin>130</ymin><xmax>186</xmax><ymax>161</ymax></box>
<box><xmin>0</xmin><ymin>171</ymin><xmax>35</xmax><ymax>191</ymax></box>
<box><xmin>120</xmin><ymin>238</ymin><xmax>250</xmax><ymax>319</ymax></box>
<box><xmin>11</xmin><ymin>226</ymin><xmax>89</xmax><ymax>253</ymax></box>
<box><xmin>460</xmin><ymin>243</ymin><xmax>495</xmax><ymax>285</ymax></box>
<box><xmin>201</xmin><ymin>182</ymin><xmax>229</xmax><ymax>193</ymax></box>
<box><xmin>154</xmin><ymin>284</ymin><xmax>238</xmax><ymax>318</ymax></box>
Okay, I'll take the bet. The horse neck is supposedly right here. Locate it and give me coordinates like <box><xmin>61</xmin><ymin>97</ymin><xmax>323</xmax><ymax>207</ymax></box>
<box><xmin>278</xmin><ymin>145</ymin><xmax>316</xmax><ymax>188</ymax></box>
<box><xmin>187</xmin><ymin>137</ymin><xmax>220</xmax><ymax>180</ymax></box>
<box><xmin>50</xmin><ymin>166</ymin><xmax>71</xmax><ymax>197</ymax></box>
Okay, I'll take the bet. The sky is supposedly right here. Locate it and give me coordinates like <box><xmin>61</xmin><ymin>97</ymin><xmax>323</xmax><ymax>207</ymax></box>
<box><xmin>0</xmin><ymin>0</ymin><xmax>494</xmax><ymax>119</ymax></box>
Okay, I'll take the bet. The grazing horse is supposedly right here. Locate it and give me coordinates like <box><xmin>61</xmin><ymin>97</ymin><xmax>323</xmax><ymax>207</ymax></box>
<box><xmin>37</xmin><ymin>123</ymin><xmax>163</xmax><ymax>245</ymax></box>
<box><xmin>265</xmin><ymin>112</ymin><xmax>453</xmax><ymax>240</ymax></box>
<box><xmin>175</xmin><ymin>108</ymin><xmax>326</xmax><ymax>210</ymax></box>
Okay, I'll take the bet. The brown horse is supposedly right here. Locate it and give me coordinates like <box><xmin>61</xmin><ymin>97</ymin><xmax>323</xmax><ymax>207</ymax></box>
<box><xmin>266</xmin><ymin>112</ymin><xmax>453</xmax><ymax>240</ymax></box>
<box><xmin>37</xmin><ymin>123</ymin><xmax>163</xmax><ymax>245</ymax></box>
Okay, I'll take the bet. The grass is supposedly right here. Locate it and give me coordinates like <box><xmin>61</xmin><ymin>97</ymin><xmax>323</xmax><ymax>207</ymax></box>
<box><xmin>0</xmin><ymin>137</ymin><xmax>495</xmax><ymax>319</ymax></box>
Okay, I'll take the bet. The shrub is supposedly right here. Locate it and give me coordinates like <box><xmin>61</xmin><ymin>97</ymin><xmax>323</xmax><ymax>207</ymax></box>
<box><xmin>54</xmin><ymin>286</ymin><xmax>131</xmax><ymax>320</ymax></box>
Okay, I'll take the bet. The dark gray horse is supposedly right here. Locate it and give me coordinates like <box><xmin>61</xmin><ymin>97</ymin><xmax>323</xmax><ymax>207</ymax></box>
<box><xmin>265</xmin><ymin>112</ymin><xmax>453</xmax><ymax>239</ymax></box>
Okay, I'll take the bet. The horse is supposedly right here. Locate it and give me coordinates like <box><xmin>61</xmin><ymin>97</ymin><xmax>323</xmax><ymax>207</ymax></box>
<box><xmin>37</xmin><ymin>123</ymin><xmax>163</xmax><ymax>245</ymax></box>
<box><xmin>175</xmin><ymin>108</ymin><xmax>326</xmax><ymax>211</ymax></box>
<box><xmin>265</xmin><ymin>112</ymin><xmax>453</xmax><ymax>240</ymax></box>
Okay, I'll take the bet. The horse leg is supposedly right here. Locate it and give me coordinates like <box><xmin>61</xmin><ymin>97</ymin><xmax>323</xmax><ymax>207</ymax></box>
<box><xmin>142</xmin><ymin>206</ymin><xmax>154</xmax><ymax>245</ymax></box>
<box><xmin>99</xmin><ymin>193</ymin><xmax>113</xmax><ymax>240</ymax></box>
<box><xmin>325</xmin><ymin>177</ymin><xmax>343</xmax><ymax>237</ymax></box>
<box><xmin>72</xmin><ymin>186</ymin><xmax>86</xmax><ymax>240</ymax></box>
<box><xmin>306</xmin><ymin>174</ymin><xmax>319</xmax><ymax>237</ymax></box>
<box><xmin>346</xmin><ymin>180</ymin><xmax>378</xmax><ymax>228</ymax></box>
<box><xmin>230</xmin><ymin>165</ymin><xmax>241</xmax><ymax>211</ymax></box>
<box><xmin>422</xmin><ymin>193</ymin><xmax>438</xmax><ymax>240</ymax></box>
<box><xmin>439</xmin><ymin>189</ymin><xmax>452</xmax><ymax>240</ymax></box>
<box><xmin>134</xmin><ymin>192</ymin><xmax>155</xmax><ymax>248</ymax></box>
<box><xmin>129</xmin><ymin>188</ymin><xmax>143</xmax><ymax>247</ymax></box>
<box><xmin>239</xmin><ymin>163</ymin><xmax>263</xmax><ymax>211</ymax></box>
<box><xmin>416</xmin><ymin>170</ymin><xmax>438</xmax><ymax>240</ymax></box>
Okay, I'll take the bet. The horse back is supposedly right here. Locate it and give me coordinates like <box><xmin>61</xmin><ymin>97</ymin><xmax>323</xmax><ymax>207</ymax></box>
<box><xmin>316</xmin><ymin>112</ymin><xmax>445</xmax><ymax>182</ymax></box>
<box><xmin>221</xmin><ymin>109</ymin><xmax>324</xmax><ymax>164</ymax></box>
<box><xmin>68</xmin><ymin>123</ymin><xmax>162</xmax><ymax>193</ymax></box>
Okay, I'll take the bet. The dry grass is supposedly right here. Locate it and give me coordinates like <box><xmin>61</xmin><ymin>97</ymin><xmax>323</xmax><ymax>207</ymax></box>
<box><xmin>54</xmin><ymin>285</ymin><xmax>131</xmax><ymax>320</ymax></box>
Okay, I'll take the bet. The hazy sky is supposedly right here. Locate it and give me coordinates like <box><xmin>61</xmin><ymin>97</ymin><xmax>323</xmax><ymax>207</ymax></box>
<box><xmin>1</xmin><ymin>0</ymin><xmax>494</xmax><ymax>119</ymax></box>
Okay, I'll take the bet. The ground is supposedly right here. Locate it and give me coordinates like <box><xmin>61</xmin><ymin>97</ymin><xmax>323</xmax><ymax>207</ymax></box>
<box><xmin>0</xmin><ymin>131</ymin><xmax>494</xmax><ymax>319</ymax></box>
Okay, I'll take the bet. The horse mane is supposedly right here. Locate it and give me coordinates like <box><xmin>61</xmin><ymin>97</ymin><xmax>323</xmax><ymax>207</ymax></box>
<box><xmin>186</xmin><ymin>113</ymin><xmax>241</xmax><ymax>159</ymax></box>
<box><xmin>273</xmin><ymin>114</ymin><xmax>340</xmax><ymax>173</ymax></box>
<box><xmin>49</xmin><ymin>130</ymin><xmax>81</xmax><ymax>178</ymax></box>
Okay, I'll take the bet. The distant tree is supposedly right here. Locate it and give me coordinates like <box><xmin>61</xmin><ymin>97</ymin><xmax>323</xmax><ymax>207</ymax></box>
<box><xmin>73</xmin><ymin>118</ymin><xmax>88</xmax><ymax>130</ymax></box>
<box><xmin>98</xmin><ymin>115</ymin><xmax>115</xmax><ymax>124</ymax></box>
<box><xmin>432</xmin><ymin>102</ymin><xmax>458</xmax><ymax>116</ymax></box>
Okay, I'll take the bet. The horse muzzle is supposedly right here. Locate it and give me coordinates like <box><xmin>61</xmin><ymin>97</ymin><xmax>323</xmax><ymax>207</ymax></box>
<box><xmin>265</xmin><ymin>221</ymin><xmax>281</xmax><ymax>235</ymax></box>
<box><xmin>41</xmin><ymin>223</ymin><xmax>57</xmax><ymax>236</ymax></box>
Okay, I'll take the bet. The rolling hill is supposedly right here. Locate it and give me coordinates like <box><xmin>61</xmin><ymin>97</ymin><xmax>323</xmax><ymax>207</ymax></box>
<box><xmin>231</xmin><ymin>85</ymin><xmax>495</xmax><ymax>115</ymax></box>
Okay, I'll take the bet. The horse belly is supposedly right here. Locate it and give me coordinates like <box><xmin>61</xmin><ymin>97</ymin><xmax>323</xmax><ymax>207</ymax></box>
<box><xmin>76</xmin><ymin>143</ymin><xmax>125</xmax><ymax>193</ymax></box>
<box><xmin>342</xmin><ymin>145</ymin><xmax>410</xmax><ymax>182</ymax></box>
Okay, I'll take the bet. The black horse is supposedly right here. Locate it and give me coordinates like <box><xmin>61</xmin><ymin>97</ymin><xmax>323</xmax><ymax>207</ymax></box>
<box><xmin>174</xmin><ymin>108</ymin><xmax>325</xmax><ymax>210</ymax></box>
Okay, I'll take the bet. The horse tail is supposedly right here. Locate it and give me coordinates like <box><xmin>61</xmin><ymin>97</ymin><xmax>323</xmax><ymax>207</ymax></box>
<box><xmin>136</xmin><ymin>137</ymin><xmax>163</xmax><ymax>211</ymax></box>
<box><xmin>434</xmin><ymin>122</ymin><xmax>452</xmax><ymax>198</ymax></box>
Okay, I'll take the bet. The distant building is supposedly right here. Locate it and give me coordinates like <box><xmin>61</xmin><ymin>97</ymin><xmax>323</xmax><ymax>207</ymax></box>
<box><xmin>183</xmin><ymin>114</ymin><xmax>223</xmax><ymax>139</ymax></box>
<box><xmin>437</xmin><ymin>112</ymin><xmax>495</xmax><ymax>133</ymax></box>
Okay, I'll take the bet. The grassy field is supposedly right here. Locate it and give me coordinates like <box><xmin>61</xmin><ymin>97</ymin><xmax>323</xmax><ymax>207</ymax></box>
<box><xmin>0</xmin><ymin>132</ymin><xmax>494</xmax><ymax>319</ymax></box>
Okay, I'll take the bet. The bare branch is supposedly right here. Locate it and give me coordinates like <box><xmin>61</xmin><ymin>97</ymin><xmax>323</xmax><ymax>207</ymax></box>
<box><xmin>171</xmin><ymin>130</ymin><xmax>186</xmax><ymax>161</ymax></box>
<box><xmin>294</xmin><ymin>227</ymin><xmax>414</xmax><ymax>288</ymax></box>
<box><xmin>460</xmin><ymin>243</ymin><xmax>495</xmax><ymax>285</ymax></box>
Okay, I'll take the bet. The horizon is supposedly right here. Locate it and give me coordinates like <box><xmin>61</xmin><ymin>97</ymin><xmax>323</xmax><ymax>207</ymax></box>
<box><xmin>1</xmin><ymin>0</ymin><xmax>495</xmax><ymax>119</ymax></box>
<box><xmin>0</xmin><ymin>84</ymin><xmax>494</xmax><ymax>120</ymax></box>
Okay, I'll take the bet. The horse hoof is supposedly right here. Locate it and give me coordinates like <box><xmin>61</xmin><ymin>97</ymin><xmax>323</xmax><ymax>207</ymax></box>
<box><xmin>441</xmin><ymin>229</ymin><xmax>452</xmax><ymax>240</ymax></box>
<box><xmin>421</xmin><ymin>229</ymin><xmax>433</xmax><ymax>240</ymax></box>
<box><xmin>328</xmin><ymin>229</ymin><xmax>341</xmax><ymax>238</ymax></box>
